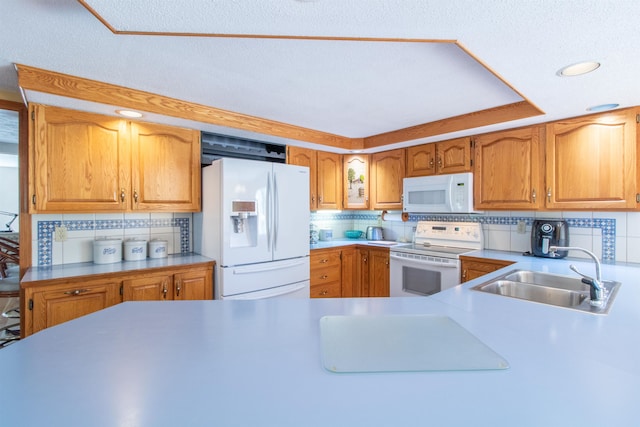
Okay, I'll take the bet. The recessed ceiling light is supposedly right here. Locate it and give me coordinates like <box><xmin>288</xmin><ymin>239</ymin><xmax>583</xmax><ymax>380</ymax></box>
<box><xmin>587</xmin><ymin>103</ymin><xmax>619</xmax><ymax>112</ymax></box>
<box><xmin>116</xmin><ymin>109</ymin><xmax>143</xmax><ymax>118</ymax></box>
<box><xmin>557</xmin><ymin>61</ymin><xmax>601</xmax><ymax>77</ymax></box>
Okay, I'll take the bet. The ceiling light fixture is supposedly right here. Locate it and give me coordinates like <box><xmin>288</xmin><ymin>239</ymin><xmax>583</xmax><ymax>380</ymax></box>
<box><xmin>587</xmin><ymin>103</ymin><xmax>619</xmax><ymax>112</ymax></box>
<box><xmin>557</xmin><ymin>61</ymin><xmax>601</xmax><ymax>77</ymax></box>
<box><xmin>116</xmin><ymin>109</ymin><xmax>143</xmax><ymax>118</ymax></box>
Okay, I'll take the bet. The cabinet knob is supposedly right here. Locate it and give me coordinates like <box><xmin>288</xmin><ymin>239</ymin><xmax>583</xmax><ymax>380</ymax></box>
<box><xmin>120</xmin><ymin>188</ymin><xmax>126</xmax><ymax>203</ymax></box>
<box><xmin>162</xmin><ymin>281</ymin><xmax>168</xmax><ymax>299</ymax></box>
<box><xmin>320</xmin><ymin>259</ymin><xmax>328</xmax><ymax>264</ymax></box>
<box><xmin>429</xmin><ymin>158</ymin><xmax>434</xmax><ymax>168</ymax></box>
<box><xmin>176</xmin><ymin>280</ymin><xmax>181</xmax><ymax>297</ymax></box>
<box><xmin>532</xmin><ymin>189</ymin><xmax>537</xmax><ymax>202</ymax></box>
<box><xmin>462</xmin><ymin>269</ymin><xmax>467</xmax><ymax>279</ymax></box>
<box><xmin>320</xmin><ymin>275</ymin><xmax>328</xmax><ymax>280</ymax></box>
<box><xmin>320</xmin><ymin>289</ymin><xmax>328</xmax><ymax>295</ymax></box>
<box><xmin>547</xmin><ymin>188</ymin><xmax>552</xmax><ymax>202</ymax></box>
<box><xmin>134</xmin><ymin>191</ymin><xmax>139</xmax><ymax>203</ymax></box>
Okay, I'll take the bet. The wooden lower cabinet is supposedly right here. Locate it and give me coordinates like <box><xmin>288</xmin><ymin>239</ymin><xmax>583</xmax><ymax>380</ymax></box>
<box><xmin>22</xmin><ymin>261</ymin><xmax>214</xmax><ymax>337</ymax></box>
<box><xmin>460</xmin><ymin>256</ymin><xmax>514</xmax><ymax>283</ymax></box>
<box><xmin>310</xmin><ymin>245</ymin><xmax>390</xmax><ymax>298</ymax></box>
<box><xmin>359</xmin><ymin>246</ymin><xmax>390</xmax><ymax>297</ymax></box>
<box><xmin>29</xmin><ymin>278</ymin><xmax>121</xmax><ymax>335</ymax></box>
<box><xmin>310</xmin><ymin>248</ymin><xmax>343</xmax><ymax>298</ymax></box>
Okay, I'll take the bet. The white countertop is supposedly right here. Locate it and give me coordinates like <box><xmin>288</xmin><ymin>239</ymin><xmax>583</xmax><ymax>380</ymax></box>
<box><xmin>21</xmin><ymin>253</ymin><xmax>215</xmax><ymax>284</ymax></box>
<box><xmin>2</xmin><ymin>253</ymin><xmax>640</xmax><ymax>426</ymax></box>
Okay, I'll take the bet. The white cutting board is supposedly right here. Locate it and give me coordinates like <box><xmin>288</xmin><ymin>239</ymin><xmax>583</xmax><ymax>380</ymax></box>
<box><xmin>319</xmin><ymin>314</ymin><xmax>509</xmax><ymax>373</ymax></box>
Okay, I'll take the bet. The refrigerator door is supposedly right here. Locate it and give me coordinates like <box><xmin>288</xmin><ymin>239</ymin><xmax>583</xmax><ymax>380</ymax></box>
<box><xmin>272</xmin><ymin>163</ymin><xmax>310</xmax><ymax>261</ymax></box>
<box><xmin>220</xmin><ymin>158</ymin><xmax>272</xmax><ymax>266</ymax></box>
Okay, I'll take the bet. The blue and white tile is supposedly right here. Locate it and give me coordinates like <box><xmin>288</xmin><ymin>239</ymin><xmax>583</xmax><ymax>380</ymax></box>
<box><xmin>626</xmin><ymin>237</ymin><xmax>640</xmax><ymax>263</ymax></box>
<box><xmin>595</xmin><ymin>211</ymin><xmax>626</xmax><ymax>237</ymax></box>
<box><xmin>626</xmin><ymin>212</ymin><xmax>640</xmax><ymax>237</ymax></box>
<box><xmin>615</xmin><ymin>237</ymin><xmax>627</xmax><ymax>263</ymax></box>
<box><xmin>566</xmin><ymin>234</ymin><xmax>593</xmax><ymax>258</ymax></box>
<box><xmin>62</xmin><ymin>238</ymin><xmax>94</xmax><ymax>264</ymax></box>
<box><xmin>62</xmin><ymin>214</ymin><xmax>96</xmax><ymax>238</ymax></box>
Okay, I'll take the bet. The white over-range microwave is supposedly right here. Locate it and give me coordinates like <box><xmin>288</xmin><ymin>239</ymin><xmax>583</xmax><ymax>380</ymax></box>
<box><xmin>402</xmin><ymin>172</ymin><xmax>480</xmax><ymax>214</ymax></box>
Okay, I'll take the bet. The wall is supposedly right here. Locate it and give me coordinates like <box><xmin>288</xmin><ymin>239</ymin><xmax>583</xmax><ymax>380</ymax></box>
<box><xmin>311</xmin><ymin>210</ymin><xmax>638</xmax><ymax>264</ymax></box>
<box><xmin>31</xmin><ymin>213</ymin><xmax>192</xmax><ymax>266</ymax></box>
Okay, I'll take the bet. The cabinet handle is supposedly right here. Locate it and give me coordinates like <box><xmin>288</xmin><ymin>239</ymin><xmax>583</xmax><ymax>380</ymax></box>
<box><xmin>320</xmin><ymin>289</ymin><xmax>328</xmax><ymax>295</ymax></box>
<box><xmin>547</xmin><ymin>188</ymin><xmax>552</xmax><ymax>203</ymax></box>
<box><xmin>134</xmin><ymin>191</ymin><xmax>139</xmax><ymax>203</ymax></box>
<box><xmin>64</xmin><ymin>289</ymin><xmax>90</xmax><ymax>296</ymax></box>
<box><xmin>32</xmin><ymin>194</ymin><xmax>36</xmax><ymax>205</ymax></box>
<box><xmin>162</xmin><ymin>281</ymin><xmax>168</xmax><ymax>299</ymax></box>
<box><xmin>176</xmin><ymin>279</ymin><xmax>181</xmax><ymax>297</ymax></box>
<box><xmin>311</xmin><ymin>195</ymin><xmax>315</xmax><ymax>203</ymax></box>
<box><xmin>318</xmin><ymin>195</ymin><xmax>323</xmax><ymax>203</ymax></box>
<box><xmin>437</xmin><ymin>157</ymin><xmax>442</xmax><ymax>168</ymax></box>
<box><xmin>462</xmin><ymin>270</ymin><xmax>467</xmax><ymax>280</ymax></box>
<box><xmin>320</xmin><ymin>275</ymin><xmax>328</xmax><ymax>280</ymax></box>
<box><xmin>429</xmin><ymin>158</ymin><xmax>434</xmax><ymax>168</ymax></box>
<box><xmin>320</xmin><ymin>259</ymin><xmax>328</xmax><ymax>264</ymax></box>
<box><xmin>363</xmin><ymin>257</ymin><xmax>367</xmax><ymax>263</ymax></box>
<box><xmin>532</xmin><ymin>189</ymin><xmax>536</xmax><ymax>202</ymax></box>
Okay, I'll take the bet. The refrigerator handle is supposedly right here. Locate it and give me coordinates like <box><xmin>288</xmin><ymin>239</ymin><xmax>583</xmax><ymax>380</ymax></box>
<box><xmin>266</xmin><ymin>171</ymin><xmax>272</xmax><ymax>252</ymax></box>
<box><xmin>273</xmin><ymin>171</ymin><xmax>279</xmax><ymax>252</ymax></box>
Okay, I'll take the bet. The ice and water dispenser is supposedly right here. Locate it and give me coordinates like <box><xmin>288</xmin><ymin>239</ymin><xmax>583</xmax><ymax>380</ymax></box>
<box><xmin>230</xmin><ymin>200</ymin><xmax>257</xmax><ymax>247</ymax></box>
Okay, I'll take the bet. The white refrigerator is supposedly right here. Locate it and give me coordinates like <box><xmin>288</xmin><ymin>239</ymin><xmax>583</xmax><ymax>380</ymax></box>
<box><xmin>194</xmin><ymin>158</ymin><xmax>310</xmax><ymax>299</ymax></box>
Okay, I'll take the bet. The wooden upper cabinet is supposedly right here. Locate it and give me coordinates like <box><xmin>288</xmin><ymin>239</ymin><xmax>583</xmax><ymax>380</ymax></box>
<box><xmin>287</xmin><ymin>146</ymin><xmax>318</xmax><ymax>210</ymax></box>
<box><xmin>30</xmin><ymin>104</ymin><xmax>130</xmax><ymax>212</ymax></box>
<box><xmin>474</xmin><ymin>126</ymin><xmax>543</xmax><ymax>210</ymax></box>
<box><xmin>29</xmin><ymin>104</ymin><xmax>201</xmax><ymax>213</ymax></box>
<box><xmin>370</xmin><ymin>148</ymin><xmax>405</xmax><ymax>210</ymax></box>
<box><xmin>545</xmin><ymin>109</ymin><xmax>638</xmax><ymax>210</ymax></box>
<box><xmin>130</xmin><ymin>122</ymin><xmax>201</xmax><ymax>212</ymax></box>
<box><xmin>343</xmin><ymin>154</ymin><xmax>369</xmax><ymax>209</ymax></box>
<box><xmin>406</xmin><ymin>137</ymin><xmax>472</xmax><ymax>177</ymax></box>
<box><xmin>316</xmin><ymin>151</ymin><xmax>342</xmax><ymax>209</ymax></box>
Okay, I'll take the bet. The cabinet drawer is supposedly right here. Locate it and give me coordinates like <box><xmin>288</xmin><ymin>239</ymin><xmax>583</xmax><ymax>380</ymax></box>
<box><xmin>310</xmin><ymin>251</ymin><xmax>341</xmax><ymax>270</ymax></box>
<box><xmin>310</xmin><ymin>281</ymin><xmax>342</xmax><ymax>298</ymax></box>
<box><xmin>310</xmin><ymin>267</ymin><xmax>341</xmax><ymax>286</ymax></box>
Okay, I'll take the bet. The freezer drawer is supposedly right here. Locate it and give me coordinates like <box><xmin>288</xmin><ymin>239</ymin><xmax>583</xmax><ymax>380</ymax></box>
<box><xmin>218</xmin><ymin>257</ymin><xmax>310</xmax><ymax>298</ymax></box>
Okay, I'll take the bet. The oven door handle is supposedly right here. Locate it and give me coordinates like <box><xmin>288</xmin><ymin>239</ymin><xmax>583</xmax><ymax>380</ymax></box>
<box><xmin>390</xmin><ymin>253</ymin><xmax>459</xmax><ymax>268</ymax></box>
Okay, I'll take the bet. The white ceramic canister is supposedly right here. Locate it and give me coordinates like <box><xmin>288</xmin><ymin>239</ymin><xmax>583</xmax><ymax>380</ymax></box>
<box><xmin>93</xmin><ymin>238</ymin><xmax>123</xmax><ymax>264</ymax></box>
<box><xmin>124</xmin><ymin>239</ymin><xmax>148</xmax><ymax>261</ymax></box>
<box><xmin>148</xmin><ymin>239</ymin><xmax>168</xmax><ymax>259</ymax></box>
<box><xmin>319</xmin><ymin>229</ymin><xmax>333</xmax><ymax>241</ymax></box>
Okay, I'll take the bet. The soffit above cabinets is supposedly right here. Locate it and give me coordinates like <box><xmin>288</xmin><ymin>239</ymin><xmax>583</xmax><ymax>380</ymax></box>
<box><xmin>3</xmin><ymin>1</ymin><xmax>639</xmax><ymax>152</ymax></box>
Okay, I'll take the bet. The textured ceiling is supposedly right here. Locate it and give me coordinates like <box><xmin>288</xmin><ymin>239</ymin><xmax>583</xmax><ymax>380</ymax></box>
<box><xmin>1</xmin><ymin>0</ymin><xmax>639</xmax><ymax>151</ymax></box>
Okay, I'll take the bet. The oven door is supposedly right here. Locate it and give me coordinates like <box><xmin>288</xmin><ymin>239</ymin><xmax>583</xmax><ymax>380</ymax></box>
<box><xmin>389</xmin><ymin>252</ymin><xmax>460</xmax><ymax>297</ymax></box>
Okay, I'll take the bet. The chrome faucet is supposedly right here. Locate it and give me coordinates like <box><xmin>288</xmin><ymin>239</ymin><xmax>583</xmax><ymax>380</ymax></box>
<box><xmin>549</xmin><ymin>246</ymin><xmax>605</xmax><ymax>306</ymax></box>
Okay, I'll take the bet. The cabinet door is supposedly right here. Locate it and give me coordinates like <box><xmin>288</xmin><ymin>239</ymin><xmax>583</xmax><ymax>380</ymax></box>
<box><xmin>316</xmin><ymin>151</ymin><xmax>342</xmax><ymax>209</ymax></box>
<box><xmin>174</xmin><ymin>269</ymin><xmax>213</xmax><ymax>300</ymax></box>
<box><xmin>30</xmin><ymin>104</ymin><xmax>130</xmax><ymax>212</ymax></box>
<box><xmin>406</xmin><ymin>144</ymin><xmax>436</xmax><ymax>177</ymax></box>
<box><xmin>287</xmin><ymin>146</ymin><xmax>317</xmax><ymax>210</ymax></box>
<box><xmin>545</xmin><ymin>109</ymin><xmax>637</xmax><ymax>209</ymax></box>
<box><xmin>130</xmin><ymin>122</ymin><xmax>201</xmax><ymax>212</ymax></box>
<box><xmin>436</xmin><ymin>137</ymin><xmax>472</xmax><ymax>174</ymax></box>
<box><xmin>30</xmin><ymin>279</ymin><xmax>121</xmax><ymax>334</ymax></box>
<box><xmin>460</xmin><ymin>257</ymin><xmax>514</xmax><ymax>283</ymax></box>
<box><xmin>340</xmin><ymin>247</ymin><xmax>358</xmax><ymax>297</ymax></box>
<box><xmin>357</xmin><ymin>248</ymin><xmax>370</xmax><ymax>297</ymax></box>
<box><xmin>474</xmin><ymin>126</ymin><xmax>543</xmax><ymax>209</ymax></box>
<box><xmin>368</xmin><ymin>248</ymin><xmax>390</xmax><ymax>297</ymax></box>
<box><xmin>122</xmin><ymin>274</ymin><xmax>173</xmax><ymax>301</ymax></box>
<box><xmin>343</xmin><ymin>154</ymin><xmax>369</xmax><ymax>209</ymax></box>
<box><xmin>370</xmin><ymin>148</ymin><xmax>406</xmax><ymax>210</ymax></box>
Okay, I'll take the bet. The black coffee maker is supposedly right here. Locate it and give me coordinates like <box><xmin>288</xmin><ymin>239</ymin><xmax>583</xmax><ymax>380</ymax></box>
<box><xmin>531</xmin><ymin>220</ymin><xmax>569</xmax><ymax>258</ymax></box>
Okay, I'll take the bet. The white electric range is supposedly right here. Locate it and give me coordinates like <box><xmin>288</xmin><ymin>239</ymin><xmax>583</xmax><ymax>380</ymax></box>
<box><xmin>389</xmin><ymin>221</ymin><xmax>483</xmax><ymax>297</ymax></box>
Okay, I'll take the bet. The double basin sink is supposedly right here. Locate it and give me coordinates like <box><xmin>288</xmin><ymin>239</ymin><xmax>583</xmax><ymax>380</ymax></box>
<box><xmin>471</xmin><ymin>269</ymin><xmax>621</xmax><ymax>315</ymax></box>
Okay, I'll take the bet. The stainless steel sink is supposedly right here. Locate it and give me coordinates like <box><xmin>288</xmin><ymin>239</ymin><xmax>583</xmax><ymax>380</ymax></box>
<box><xmin>471</xmin><ymin>269</ymin><xmax>620</xmax><ymax>314</ymax></box>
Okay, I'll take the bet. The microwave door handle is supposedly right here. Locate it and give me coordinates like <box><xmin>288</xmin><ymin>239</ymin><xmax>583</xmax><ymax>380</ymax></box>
<box><xmin>447</xmin><ymin>178</ymin><xmax>454</xmax><ymax>212</ymax></box>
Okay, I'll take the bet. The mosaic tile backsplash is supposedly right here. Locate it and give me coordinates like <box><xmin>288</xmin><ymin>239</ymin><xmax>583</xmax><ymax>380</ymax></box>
<box><xmin>33</xmin><ymin>210</ymin><xmax>639</xmax><ymax>266</ymax></box>
<box><xmin>33</xmin><ymin>213</ymin><xmax>192</xmax><ymax>266</ymax></box>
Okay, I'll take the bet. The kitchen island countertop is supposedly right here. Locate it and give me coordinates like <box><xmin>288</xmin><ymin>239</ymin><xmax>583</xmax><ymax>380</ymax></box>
<box><xmin>2</xmin><ymin>254</ymin><xmax>640</xmax><ymax>426</ymax></box>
